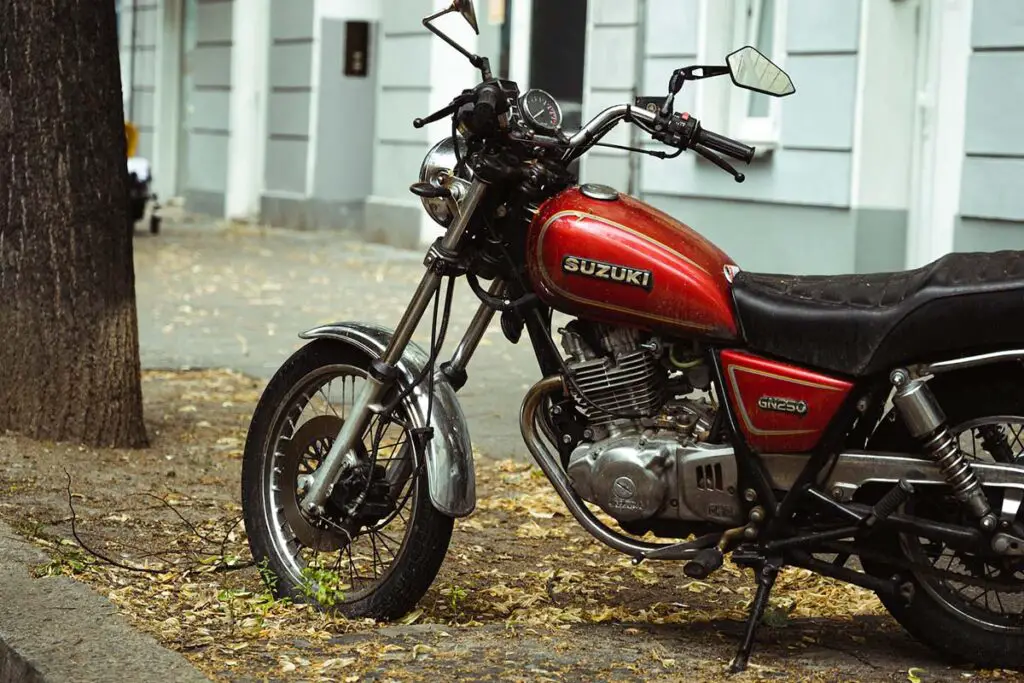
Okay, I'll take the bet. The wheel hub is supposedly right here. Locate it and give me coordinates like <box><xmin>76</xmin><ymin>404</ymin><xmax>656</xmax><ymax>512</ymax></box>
<box><xmin>278</xmin><ymin>415</ymin><xmax>398</xmax><ymax>550</ymax></box>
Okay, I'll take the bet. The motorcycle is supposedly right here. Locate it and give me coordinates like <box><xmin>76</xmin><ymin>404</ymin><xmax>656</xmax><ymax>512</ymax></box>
<box><xmin>242</xmin><ymin>0</ymin><xmax>1024</xmax><ymax>672</ymax></box>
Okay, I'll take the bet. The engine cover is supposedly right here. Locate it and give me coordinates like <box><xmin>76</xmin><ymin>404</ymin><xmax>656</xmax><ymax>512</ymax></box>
<box><xmin>567</xmin><ymin>433</ymin><xmax>743</xmax><ymax>525</ymax></box>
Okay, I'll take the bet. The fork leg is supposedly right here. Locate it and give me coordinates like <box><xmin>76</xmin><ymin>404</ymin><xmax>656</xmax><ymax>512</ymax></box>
<box><xmin>729</xmin><ymin>555</ymin><xmax>782</xmax><ymax>674</ymax></box>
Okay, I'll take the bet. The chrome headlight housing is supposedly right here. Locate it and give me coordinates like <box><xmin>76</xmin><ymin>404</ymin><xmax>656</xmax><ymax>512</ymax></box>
<box><xmin>419</xmin><ymin>136</ymin><xmax>473</xmax><ymax>227</ymax></box>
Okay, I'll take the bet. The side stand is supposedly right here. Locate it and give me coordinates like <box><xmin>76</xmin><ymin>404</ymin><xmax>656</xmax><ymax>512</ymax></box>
<box><xmin>729</xmin><ymin>554</ymin><xmax>782</xmax><ymax>674</ymax></box>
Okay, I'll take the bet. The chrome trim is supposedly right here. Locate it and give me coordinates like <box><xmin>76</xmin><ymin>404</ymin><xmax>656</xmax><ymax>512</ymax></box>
<box><xmin>299</xmin><ymin>322</ymin><xmax>475</xmax><ymax>517</ymax></box>
<box><xmin>300</xmin><ymin>181</ymin><xmax>487</xmax><ymax>512</ymax></box>
<box><xmin>520</xmin><ymin>375</ymin><xmax>706</xmax><ymax>560</ymax></box>
<box><xmin>761</xmin><ymin>450</ymin><xmax>1024</xmax><ymax>501</ymax></box>
<box><xmin>920</xmin><ymin>349</ymin><xmax>1024</xmax><ymax>376</ymax></box>
<box><xmin>566</xmin><ymin>105</ymin><xmax>657</xmax><ymax>161</ymax></box>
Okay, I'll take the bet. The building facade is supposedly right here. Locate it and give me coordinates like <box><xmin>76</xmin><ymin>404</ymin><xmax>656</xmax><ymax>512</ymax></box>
<box><xmin>118</xmin><ymin>0</ymin><xmax>1024</xmax><ymax>274</ymax></box>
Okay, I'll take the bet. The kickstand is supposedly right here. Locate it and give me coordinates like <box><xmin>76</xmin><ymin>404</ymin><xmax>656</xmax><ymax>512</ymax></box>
<box><xmin>729</xmin><ymin>554</ymin><xmax>782</xmax><ymax>674</ymax></box>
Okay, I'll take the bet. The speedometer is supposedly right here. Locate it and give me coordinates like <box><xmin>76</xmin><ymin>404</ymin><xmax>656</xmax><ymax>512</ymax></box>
<box><xmin>519</xmin><ymin>89</ymin><xmax>562</xmax><ymax>134</ymax></box>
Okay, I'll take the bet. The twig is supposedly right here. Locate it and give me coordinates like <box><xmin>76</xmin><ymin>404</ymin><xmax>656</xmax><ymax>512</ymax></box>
<box><xmin>137</xmin><ymin>492</ymin><xmax>220</xmax><ymax>545</ymax></box>
<box><xmin>63</xmin><ymin>469</ymin><xmax>166</xmax><ymax>574</ymax></box>
<box><xmin>213</xmin><ymin>514</ymin><xmax>255</xmax><ymax>573</ymax></box>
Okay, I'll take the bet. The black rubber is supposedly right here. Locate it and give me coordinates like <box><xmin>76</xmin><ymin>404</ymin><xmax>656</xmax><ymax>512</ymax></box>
<box><xmin>241</xmin><ymin>339</ymin><xmax>453</xmax><ymax>620</ymax></box>
<box><xmin>862</xmin><ymin>362</ymin><xmax>1024</xmax><ymax>669</ymax></box>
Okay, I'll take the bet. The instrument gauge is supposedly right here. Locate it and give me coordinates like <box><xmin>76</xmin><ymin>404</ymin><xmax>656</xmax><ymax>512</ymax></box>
<box><xmin>519</xmin><ymin>89</ymin><xmax>562</xmax><ymax>134</ymax></box>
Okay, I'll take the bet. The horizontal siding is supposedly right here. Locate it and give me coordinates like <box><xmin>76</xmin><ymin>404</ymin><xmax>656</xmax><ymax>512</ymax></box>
<box><xmin>187</xmin><ymin>133</ymin><xmax>230</xmax><ymax>192</ymax></box>
<box><xmin>960</xmin><ymin>157</ymin><xmax>1024</xmax><ymax>221</ymax></box>
<box><xmin>644</xmin><ymin>195</ymin><xmax>857</xmax><ymax>274</ymax></box>
<box><xmin>265</xmin><ymin>0</ymin><xmax>313</xmax><ymax>195</ymax></box>
<box><xmin>197</xmin><ymin>1</ymin><xmax>233</xmax><ymax>44</ymax></box>
<box><xmin>371</xmin><ymin>0</ymin><xmax>433</xmax><ymax>200</ymax></box>
<box><xmin>785</xmin><ymin>0</ymin><xmax>860</xmax><ymax>53</ymax></box>
<box><xmin>189</xmin><ymin>91</ymin><xmax>230</xmax><ymax>131</ymax></box>
<box><xmin>183</xmin><ymin>0</ymin><xmax>233</xmax><ymax>200</ymax></box>
<box><xmin>645</xmin><ymin>0</ymin><xmax>699</xmax><ymax>56</ymax></box>
<box><xmin>642</xmin><ymin>148</ymin><xmax>852</xmax><ymax>207</ymax></box>
<box><xmin>376</xmin><ymin>90</ymin><xmax>430</xmax><ymax>144</ymax></box>
<box><xmin>779</xmin><ymin>54</ymin><xmax>857</xmax><ymax>150</ymax></box>
<box><xmin>580</xmin><ymin>0</ymin><xmax>640</xmax><ymax>188</ymax></box>
<box><xmin>268</xmin><ymin>92</ymin><xmax>311</xmax><ymax>137</ymax></box>
<box><xmin>964</xmin><ymin>53</ymin><xmax>1024</xmax><ymax>156</ymax></box>
<box><xmin>122</xmin><ymin>3</ymin><xmax>158</xmax><ymax>158</ymax></box>
<box><xmin>960</xmin><ymin>0</ymin><xmax>1024</xmax><ymax>222</ymax></box>
<box><xmin>639</xmin><ymin>0</ymin><xmax>859</xmax><ymax>208</ymax></box>
<box><xmin>271</xmin><ymin>0</ymin><xmax>315</xmax><ymax>40</ymax></box>
<box><xmin>972</xmin><ymin>0</ymin><xmax>1024</xmax><ymax>49</ymax></box>
<box><xmin>265</xmin><ymin>140</ymin><xmax>309</xmax><ymax>194</ymax></box>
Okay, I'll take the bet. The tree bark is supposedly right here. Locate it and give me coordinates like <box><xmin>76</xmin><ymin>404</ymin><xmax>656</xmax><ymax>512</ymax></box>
<box><xmin>0</xmin><ymin>0</ymin><xmax>147</xmax><ymax>447</ymax></box>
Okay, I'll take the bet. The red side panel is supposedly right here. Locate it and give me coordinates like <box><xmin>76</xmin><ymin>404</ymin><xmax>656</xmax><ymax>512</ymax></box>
<box><xmin>721</xmin><ymin>350</ymin><xmax>853</xmax><ymax>452</ymax></box>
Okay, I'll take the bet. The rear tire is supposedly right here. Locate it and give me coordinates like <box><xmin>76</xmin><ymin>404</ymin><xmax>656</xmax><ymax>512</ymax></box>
<box><xmin>864</xmin><ymin>363</ymin><xmax>1024</xmax><ymax>669</ymax></box>
<box><xmin>242</xmin><ymin>339</ymin><xmax>453</xmax><ymax>620</ymax></box>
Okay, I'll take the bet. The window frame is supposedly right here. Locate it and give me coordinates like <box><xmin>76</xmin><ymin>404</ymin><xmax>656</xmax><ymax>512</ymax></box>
<box><xmin>725</xmin><ymin>0</ymin><xmax>788</xmax><ymax>147</ymax></box>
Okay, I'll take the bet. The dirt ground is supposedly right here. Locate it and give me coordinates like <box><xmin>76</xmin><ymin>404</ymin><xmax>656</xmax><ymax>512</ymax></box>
<box><xmin>0</xmin><ymin>370</ymin><xmax>1020</xmax><ymax>682</ymax></box>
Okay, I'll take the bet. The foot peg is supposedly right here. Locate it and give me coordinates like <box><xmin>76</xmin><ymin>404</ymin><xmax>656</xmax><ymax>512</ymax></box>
<box><xmin>683</xmin><ymin>547</ymin><xmax>723</xmax><ymax>579</ymax></box>
<box><xmin>864</xmin><ymin>479</ymin><xmax>914</xmax><ymax>528</ymax></box>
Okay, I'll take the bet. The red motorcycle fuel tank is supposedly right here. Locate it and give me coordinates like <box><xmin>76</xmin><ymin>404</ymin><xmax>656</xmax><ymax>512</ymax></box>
<box><xmin>720</xmin><ymin>350</ymin><xmax>853</xmax><ymax>452</ymax></box>
<box><xmin>526</xmin><ymin>186</ymin><xmax>738</xmax><ymax>338</ymax></box>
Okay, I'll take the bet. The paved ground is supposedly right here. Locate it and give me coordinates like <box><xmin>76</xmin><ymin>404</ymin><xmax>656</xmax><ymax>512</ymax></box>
<box><xmin>0</xmin><ymin>519</ymin><xmax>207</xmax><ymax>683</ymax></box>
<box><xmin>135</xmin><ymin>217</ymin><xmax>549</xmax><ymax>460</ymax></box>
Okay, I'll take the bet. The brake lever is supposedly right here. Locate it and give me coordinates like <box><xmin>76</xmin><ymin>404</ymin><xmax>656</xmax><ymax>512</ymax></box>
<box><xmin>413</xmin><ymin>93</ymin><xmax>474</xmax><ymax>129</ymax></box>
<box><xmin>692</xmin><ymin>143</ymin><xmax>745</xmax><ymax>183</ymax></box>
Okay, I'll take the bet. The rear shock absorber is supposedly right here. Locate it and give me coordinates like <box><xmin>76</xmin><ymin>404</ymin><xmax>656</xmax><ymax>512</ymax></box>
<box><xmin>890</xmin><ymin>369</ymin><xmax>998</xmax><ymax>532</ymax></box>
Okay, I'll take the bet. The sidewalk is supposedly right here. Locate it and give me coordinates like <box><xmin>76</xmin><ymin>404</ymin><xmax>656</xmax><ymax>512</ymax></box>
<box><xmin>134</xmin><ymin>219</ymin><xmax>543</xmax><ymax>460</ymax></box>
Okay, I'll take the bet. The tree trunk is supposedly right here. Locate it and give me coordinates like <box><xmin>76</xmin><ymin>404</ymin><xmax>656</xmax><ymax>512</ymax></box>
<box><xmin>0</xmin><ymin>0</ymin><xmax>147</xmax><ymax>447</ymax></box>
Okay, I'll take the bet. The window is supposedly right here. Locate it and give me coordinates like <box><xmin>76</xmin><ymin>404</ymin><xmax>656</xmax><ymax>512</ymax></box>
<box><xmin>727</xmin><ymin>0</ymin><xmax>786</xmax><ymax>146</ymax></box>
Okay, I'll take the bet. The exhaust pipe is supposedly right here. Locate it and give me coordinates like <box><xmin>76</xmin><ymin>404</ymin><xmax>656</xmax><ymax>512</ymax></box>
<box><xmin>519</xmin><ymin>375</ymin><xmax>709</xmax><ymax>560</ymax></box>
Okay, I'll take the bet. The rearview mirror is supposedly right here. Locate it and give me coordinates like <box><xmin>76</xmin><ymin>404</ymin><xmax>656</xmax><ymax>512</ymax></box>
<box><xmin>726</xmin><ymin>46</ymin><xmax>795</xmax><ymax>97</ymax></box>
<box><xmin>453</xmin><ymin>0</ymin><xmax>479</xmax><ymax>34</ymax></box>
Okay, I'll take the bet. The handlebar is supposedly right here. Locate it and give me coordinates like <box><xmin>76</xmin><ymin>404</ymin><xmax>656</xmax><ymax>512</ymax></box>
<box><xmin>564</xmin><ymin>105</ymin><xmax>657</xmax><ymax>161</ymax></box>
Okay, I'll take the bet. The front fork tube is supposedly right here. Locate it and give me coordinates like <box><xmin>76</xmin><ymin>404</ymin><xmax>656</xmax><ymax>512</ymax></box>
<box><xmin>384</xmin><ymin>278</ymin><xmax>505</xmax><ymax>493</ymax></box>
<box><xmin>300</xmin><ymin>180</ymin><xmax>489</xmax><ymax>514</ymax></box>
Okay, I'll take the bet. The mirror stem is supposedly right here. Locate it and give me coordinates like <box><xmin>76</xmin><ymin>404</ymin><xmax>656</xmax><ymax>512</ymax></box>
<box><xmin>423</xmin><ymin>13</ymin><xmax>491</xmax><ymax>80</ymax></box>
<box><xmin>475</xmin><ymin>55</ymin><xmax>492</xmax><ymax>81</ymax></box>
<box><xmin>660</xmin><ymin>93</ymin><xmax>675</xmax><ymax>117</ymax></box>
<box><xmin>423</xmin><ymin>14</ymin><xmax>475</xmax><ymax>62</ymax></box>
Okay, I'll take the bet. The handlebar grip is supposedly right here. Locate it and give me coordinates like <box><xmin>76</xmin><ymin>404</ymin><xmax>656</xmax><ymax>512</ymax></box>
<box><xmin>473</xmin><ymin>84</ymin><xmax>503</xmax><ymax>132</ymax></box>
<box><xmin>697</xmin><ymin>128</ymin><xmax>755</xmax><ymax>164</ymax></box>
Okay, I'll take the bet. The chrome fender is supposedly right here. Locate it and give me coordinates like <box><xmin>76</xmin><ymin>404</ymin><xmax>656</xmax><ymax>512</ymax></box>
<box><xmin>299</xmin><ymin>322</ymin><xmax>475</xmax><ymax>518</ymax></box>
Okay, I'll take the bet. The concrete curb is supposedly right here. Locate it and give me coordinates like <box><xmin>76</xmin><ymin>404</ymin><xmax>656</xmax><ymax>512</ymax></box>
<box><xmin>0</xmin><ymin>521</ymin><xmax>208</xmax><ymax>683</ymax></box>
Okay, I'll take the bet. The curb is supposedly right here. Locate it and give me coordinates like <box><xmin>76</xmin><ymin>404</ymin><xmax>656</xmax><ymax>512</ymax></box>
<box><xmin>0</xmin><ymin>520</ymin><xmax>208</xmax><ymax>683</ymax></box>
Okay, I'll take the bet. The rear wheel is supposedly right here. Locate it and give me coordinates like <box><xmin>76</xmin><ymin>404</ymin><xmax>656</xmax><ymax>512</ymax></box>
<box><xmin>242</xmin><ymin>339</ymin><xmax>453</xmax><ymax>619</ymax></box>
<box><xmin>865</xmin><ymin>364</ymin><xmax>1024</xmax><ymax>668</ymax></box>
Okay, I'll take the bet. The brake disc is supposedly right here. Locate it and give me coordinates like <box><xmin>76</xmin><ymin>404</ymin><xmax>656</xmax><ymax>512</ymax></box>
<box><xmin>278</xmin><ymin>414</ymin><xmax>346</xmax><ymax>551</ymax></box>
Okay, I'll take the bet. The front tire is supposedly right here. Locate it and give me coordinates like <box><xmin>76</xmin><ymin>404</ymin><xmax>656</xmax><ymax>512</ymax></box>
<box><xmin>242</xmin><ymin>339</ymin><xmax>453</xmax><ymax>619</ymax></box>
<box><xmin>865</xmin><ymin>363</ymin><xmax>1024</xmax><ymax>669</ymax></box>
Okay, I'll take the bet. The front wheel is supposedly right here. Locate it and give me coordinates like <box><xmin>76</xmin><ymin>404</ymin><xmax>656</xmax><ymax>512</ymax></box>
<box><xmin>241</xmin><ymin>339</ymin><xmax>453</xmax><ymax>619</ymax></box>
<box><xmin>864</xmin><ymin>365</ymin><xmax>1024</xmax><ymax>669</ymax></box>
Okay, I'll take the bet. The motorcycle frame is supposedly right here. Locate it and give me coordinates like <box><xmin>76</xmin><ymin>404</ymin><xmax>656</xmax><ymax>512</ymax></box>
<box><xmin>297</xmin><ymin>145</ymin><xmax>1024</xmax><ymax>574</ymax></box>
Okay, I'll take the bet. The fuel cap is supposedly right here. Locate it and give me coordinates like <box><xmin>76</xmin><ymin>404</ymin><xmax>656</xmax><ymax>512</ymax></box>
<box><xmin>580</xmin><ymin>183</ymin><xmax>619</xmax><ymax>201</ymax></box>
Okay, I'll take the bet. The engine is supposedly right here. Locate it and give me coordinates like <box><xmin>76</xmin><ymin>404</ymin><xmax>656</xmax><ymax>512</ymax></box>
<box><xmin>559</xmin><ymin>321</ymin><xmax>743</xmax><ymax>527</ymax></box>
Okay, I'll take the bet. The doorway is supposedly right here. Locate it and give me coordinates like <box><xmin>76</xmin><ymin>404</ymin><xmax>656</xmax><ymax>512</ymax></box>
<box><xmin>529</xmin><ymin>0</ymin><xmax>588</xmax><ymax>131</ymax></box>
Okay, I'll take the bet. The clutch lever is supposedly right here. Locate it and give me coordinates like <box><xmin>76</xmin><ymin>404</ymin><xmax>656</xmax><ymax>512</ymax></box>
<box><xmin>692</xmin><ymin>143</ymin><xmax>745</xmax><ymax>183</ymax></box>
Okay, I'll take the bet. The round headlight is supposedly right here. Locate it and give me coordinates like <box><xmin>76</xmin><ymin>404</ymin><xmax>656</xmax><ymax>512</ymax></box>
<box><xmin>418</xmin><ymin>136</ymin><xmax>473</xmax><ymax>227</ymax></box>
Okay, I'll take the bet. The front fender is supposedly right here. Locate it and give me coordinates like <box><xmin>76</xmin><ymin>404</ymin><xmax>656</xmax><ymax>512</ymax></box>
<box><xmin>299</xmin><ymin>322</ymin><xmax>475</xmax><ymax>517</ymax></box>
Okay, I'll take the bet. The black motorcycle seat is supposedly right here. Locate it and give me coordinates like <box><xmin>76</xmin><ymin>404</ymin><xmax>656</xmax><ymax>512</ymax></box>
<box><xmin>730</xmin><ymin>250</ymin><xmax>1024</xmax><ymax>377</ymax></box>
